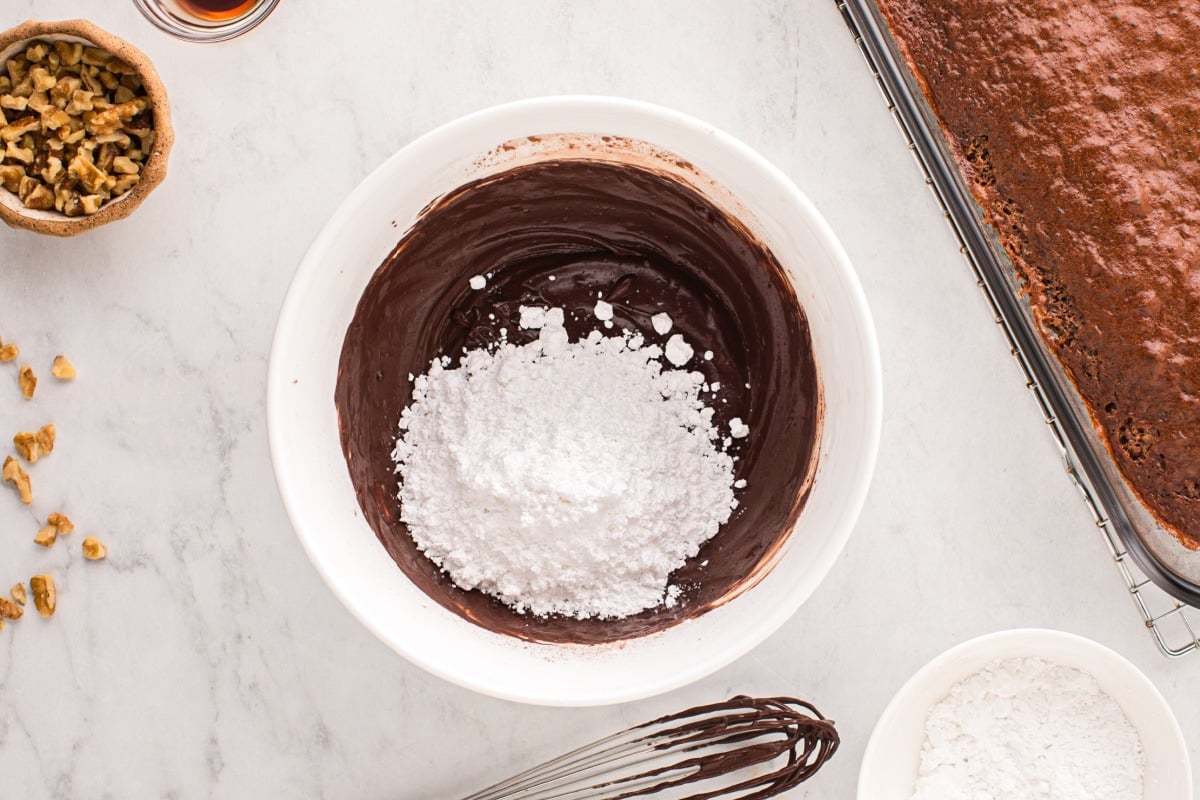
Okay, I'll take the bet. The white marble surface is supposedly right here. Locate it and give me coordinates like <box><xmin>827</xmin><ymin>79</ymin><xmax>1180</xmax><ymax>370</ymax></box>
<box><xmin>0</xmin><ymin>1</ymin><xmax>1195</xmax><ymax>797</ymax></box>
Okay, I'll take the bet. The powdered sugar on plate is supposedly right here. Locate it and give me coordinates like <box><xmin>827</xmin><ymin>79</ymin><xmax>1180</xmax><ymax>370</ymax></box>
<box><xmin>392</xmin><ymin>306</ymin><xmax>741</xmax><ymax>619</ymax></box>
<box><xmin>913</xmin><ymin>656</ymin><xmax>1144</xmax><ymax>800</ymax></box>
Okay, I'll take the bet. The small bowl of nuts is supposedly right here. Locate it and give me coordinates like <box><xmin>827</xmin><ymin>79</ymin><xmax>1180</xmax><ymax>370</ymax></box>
<box><xmin>0</xmin><ymin>19</ymin><xmax>173</xmax><ymax>236</ymax></box>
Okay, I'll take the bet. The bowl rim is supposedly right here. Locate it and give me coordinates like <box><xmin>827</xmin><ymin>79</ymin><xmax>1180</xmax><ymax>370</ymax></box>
<box><xmin>131</xmin><ymin>0</ymin><xmax>282</xmax><ymax>44</ymax></box>
<box><xmin>857</xmin><ymin>627</ymin><xmax>1193</xmax><ymax>798</ymax></box>
<box><xmin>0</xmin><ymin>19</ymin><xmax>174</xmax><ymax>237</ymax></box>
<box><xmin>267</xmin><ymin>95</ymin><xmax>883</xmax><ymax>705</ymax></box>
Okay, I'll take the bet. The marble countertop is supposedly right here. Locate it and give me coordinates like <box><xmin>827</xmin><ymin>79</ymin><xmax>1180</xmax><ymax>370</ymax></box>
<box><xmin>0</xmin><ymin>1</ymin><xmax>1195</xmax><ymax>796</ymax></box>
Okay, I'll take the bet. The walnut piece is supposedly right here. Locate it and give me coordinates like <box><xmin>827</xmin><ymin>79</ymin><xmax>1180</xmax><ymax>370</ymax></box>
<box><xmin>48</xmin><ymin>511</ymin><xmax>74</xmax><ymax>535</ymax></box>
<box><xmin>34</xmin><ymin>524</ymin><xmax>57</xmax><ymax>547</ymax></box>
<box><xmin>5</xmin><ymin>141</ymin><xmax>33</xmax><ymax>164</ymax></box>
<box><xmin>1</xmin><ymin>115</ymin><xmax>38</xmax><ymax>141</ymax></box>
<box><xmin>21</xmin><ymin>181</ymin><xmax>54</xmax><ymax>210</ymax></box>
<box><xmin>2</xmin><ymin>455</ymin><xmax>32</xmax><ymax>503</ymax></box>
<box><xmin>29</xmin><ymin>574</ymin><xmax>55</xmax><ymax>617</ymax></box>
<box><xmin>54</xmin><ymin>41</ymin><xmax>82</xmax><ymax>67</ymax></box>
<box><xmin>14</xmin><ymin>423</ymin><xmax>56</xmax><ymax>463</ymax></box>
<box><xmin>0</xmin><ymin>595</ymin><xmax>22</xmax><ymax>620</ymax></box>
<box><xmin>82</xmin><ymin>536</ymin><xmax>107</xmax><ymax>561</ymax></box>
<box><xmin>0</xmin><ymin>341</ymin><xmax>17</xmax><ymax>362</ymax></box>
<box><xmin>11</xmin><ymin>582</ymin><xmax>26</xmax><ymax>606</ymax></box>
<box><xmin>51</xmin><ymin>355</ymin><xmax>76</xmax><ymax>380</ymax></box>
<box><xmin>0</xmin><ymin>39</ymin><xmax>154</xmax><ymax>216</ymax></box>
<box><xmin>18</xmin><ymin>364</ymin><xmax>36</xmax><ymax>398</ymax></box>
<box><xmin>0</xmin><ymin>165</ymin><xmax>18</xmax><ymax>193</ymax></box>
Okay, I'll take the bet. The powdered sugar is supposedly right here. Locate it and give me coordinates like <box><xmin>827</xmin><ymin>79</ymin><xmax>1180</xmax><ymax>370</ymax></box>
<box><xmin>913</xmin><ymin>657</ymin><xmax>1144</xmax><ymax>800</ymax></box>
<box><xmin>664</xmin><ymin>334</ymin><xmax>694</xmax><ymax>366</ymax></box>
<box><xmin>392</xmin><ymin>306</ymin><xmax>739</xmax><ymax>619</ymax></box>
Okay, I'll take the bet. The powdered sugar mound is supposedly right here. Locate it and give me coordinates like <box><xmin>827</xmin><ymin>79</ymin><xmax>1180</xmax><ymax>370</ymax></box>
<box><xmin>393</xmin><ymin>306</ymin><xmax>736</xmax><ymax>619</ymax></box>
<box><xmin>913</xmin><ymin>657</ymin><xmax>1144</xmax><ymax>800</ymax></box>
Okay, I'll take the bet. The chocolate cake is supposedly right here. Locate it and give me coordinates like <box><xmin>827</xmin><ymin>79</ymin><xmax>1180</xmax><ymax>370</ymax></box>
<box><xmin>876</xmin><ymin>0</ymin><xmax>1200</xmax><ymax>548</ymax></box>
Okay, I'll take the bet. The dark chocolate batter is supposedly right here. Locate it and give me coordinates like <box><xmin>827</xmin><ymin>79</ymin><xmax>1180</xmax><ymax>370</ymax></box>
<box><xmin>336</xmin><ymin>159</ymin><xmax>820</xmax><ymax>644</ymax></box>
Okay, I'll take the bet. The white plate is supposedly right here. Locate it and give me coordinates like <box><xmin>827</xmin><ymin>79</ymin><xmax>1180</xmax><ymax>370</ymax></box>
<box><xmin>267</xmin><ymin>96</ymin><xmax>881</xmax><ymax>706</ymax></box>
<box><xmin>859</xmin><ymin>628</ymin><xmax>1192</xmax><ymax>799</ymax></box>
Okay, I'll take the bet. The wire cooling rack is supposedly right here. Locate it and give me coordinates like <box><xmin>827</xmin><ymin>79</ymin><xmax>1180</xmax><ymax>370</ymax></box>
<box><xmin>836</xmin><ymin>0</ymin><xmax>1200</xmax><ymax>657</ymax></box>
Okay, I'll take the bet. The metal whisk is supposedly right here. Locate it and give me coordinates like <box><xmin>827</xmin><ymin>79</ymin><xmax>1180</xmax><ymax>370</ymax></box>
<box><xmin>462</xmin><ymin>696</ymin><xmax>840</xmax><ymax>800</ymax></box>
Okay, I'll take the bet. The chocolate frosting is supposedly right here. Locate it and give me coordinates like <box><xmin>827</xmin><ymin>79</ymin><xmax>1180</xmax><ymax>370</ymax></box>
<box><xmin>465</xmin><ymin>695</ymin><xmax>839</xmax><ymax>798</ymax></box>
<box><xmin>335</xmin><ymin>159</ymin><xmax>819</xmax><ymax>644</ymax></box>
<box><xmin>625</xmin><ymin>696</ymin><xmax>839</xmax><ymax>798</ymax></box>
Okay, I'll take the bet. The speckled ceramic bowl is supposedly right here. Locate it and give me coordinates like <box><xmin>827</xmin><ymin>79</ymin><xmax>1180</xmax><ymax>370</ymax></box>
<box><xmin>0</xmin><ymin>19</ymin><xmax>173</xmax><ymax>236</ymax></box>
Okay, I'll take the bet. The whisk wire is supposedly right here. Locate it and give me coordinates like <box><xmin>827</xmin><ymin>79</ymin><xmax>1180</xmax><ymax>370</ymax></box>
<box><xmin>462</xmin><ymin>696</ymin><xmax>839</xmax><ymax>800</ymax></box>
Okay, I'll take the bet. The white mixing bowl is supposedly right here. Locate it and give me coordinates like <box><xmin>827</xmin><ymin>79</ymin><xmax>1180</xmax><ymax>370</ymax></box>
<box><xmin>267</xmin><ymin>96</ymin><xmax>881</xmax><ymax>706</ymax></box>
<box><xmin>859</xmin><ymin>628</ymin><xmax>1192</xmax><ymax>799</ymax></box>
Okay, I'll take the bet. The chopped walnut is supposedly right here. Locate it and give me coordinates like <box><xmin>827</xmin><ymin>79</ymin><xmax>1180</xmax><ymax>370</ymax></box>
<box><xmin>54</xmin><ymin>41</ymin><xmax>82</xmax><ymax>67</ymax></box>
<box><xmin>29</xmin><ymin>574</ymin><xmax>55</xmax><ymax>617</ymax></box>
<box><xmin>81</xmin><ymin>47</ymin><xmax>111</xmax><ymax>68</ymax></box>
<box><xmin>11</xmin><ymin>583</ymin><xmax>26</xmax><ymax>606</ymax></box>
<box><xmin>51</xmin><ymin>355</ymin><xmax>76</xmax><ymax>380</ymax></box>
<box><xmin>26</xmin><ymin>43</ymin><xmax>49</xmax><ymax>63</ymax></box>
<box><xmin>26</xmin><ymin>90</ymin><xmax>50</xmax><ymax>113</ymax></box>
<box><xmin>18</xmin><ymin>364</ymin><xmax>36</xmax><ymax>398</ymax></box>
<box><xmin>20</xmin><ymin>423</ymin><xmax>55</xmax><ymax>463</ymax></box>
<box><xmin>19</xmin><ymin>179</ymin><xmax>53</xmax><ymax>210</ymax></box>
<box><xmin>1</xmin><ymin>115</ymin><xmax>38</xmax><ymax>141</ymax></box>
<box><xmin>0</xmin><ymin>165</ymin><xmax>21</xmax><ymax>193</ymax></box>
<box><xmin>2</xmin><ymin>455</ymin><xmax>32</xmax><ymax>503</ymax></box>
<box><xmin>40</xmin><ymin>155</ymin><xmax>64</xmax><ymax>184</ymax></box>
<box><xmin>64</xmin><ymin>88</ymin><xmax>92</xmax><ymax>115</ymax></box>
<box><xmin>14</xmin><ymin>425</ymin><xmax>56</xmax><ymax>463</ymax></box>
<box><xmin>67</xmin><ymin>154</ymin><xmax>108</xmax><ymax>193</ymax></box>
<box><xmin>0</xmin><ymin>341</ymin><xmax>17</xmax><ymax>362</ymax></box>
<box><xmin>111</xmin><ymin>174</ymin><xmax>137</xmax><ymax>195</ymax></box>
<box><xmin>0</xmin><ymin>39</ymin><xmax>154</xmax><ymax>216</ymax></box>
<box><xmin>30</xmin><ymin>67</ymin><xmax>56</xmax><ymax>93</ymax></box>
<box><xmin>47</xmin><ymin>511</ymin><xmax>73</xmax><ymax>535</ymax></box>
<box><xmin>12</xmin><ymin>431</ymin><xmax>39</xmax><ymax>460</ymax></box>
<box><xmin>34</xmin><ymin>524</ymin><xmax>57</xmax><ymax>547</ymax></box>
<box><xmin>111</xmin><ymin>155</ymin><xmax>139</xmax><ymax>175</ymax></box>
<box><xmin>0</xmin><ymin>595</ymin><xmax>22</xmax><ymax>620</ymax></box>
<box><xmin>39</xmin><ymin>423</ymin><xmax>56</xmax><ymax>456</ymax></box>
<box><xmin>5</xmin><ymin>140</ymin><xmax>33</xmax><ymax>163</ymax></box>
<box><xmin>82</xmin><ymin>536</ymin><xmax>107</xmax><ymax>560</ymax></box>
<box><xmin>79</xmin><ymin>194</ymin><xmax>103</xmax><ymax>215</ymax></box>
<box><xmin>0</xmin><ymin>94</ymin><xmax>28</xmax><ymax>111</ymax></box>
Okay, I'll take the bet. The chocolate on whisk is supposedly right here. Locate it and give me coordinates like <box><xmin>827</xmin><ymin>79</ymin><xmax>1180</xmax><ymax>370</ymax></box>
<box><xmin>629</xmin><ymin>695</ymin><xmax>840</xmax><ymax>799</ymax></box>
<box><xmin>463</xmin><ymin>695</ymin><xmax>838</xmax><ymax>800</ymax></box>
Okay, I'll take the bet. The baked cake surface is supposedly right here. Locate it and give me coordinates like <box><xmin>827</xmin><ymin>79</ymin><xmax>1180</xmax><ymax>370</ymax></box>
<box><xmin>877</xmin><ymin>0</ymin><xmax>1200</xmax><ymax>548</ymax></box>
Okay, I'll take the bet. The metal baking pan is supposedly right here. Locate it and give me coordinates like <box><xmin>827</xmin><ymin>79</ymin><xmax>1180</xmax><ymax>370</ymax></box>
<box><xmin>835</xmin><ymin>1</ymin><xmax>1200</xmax><ymax>618</ymax></box>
